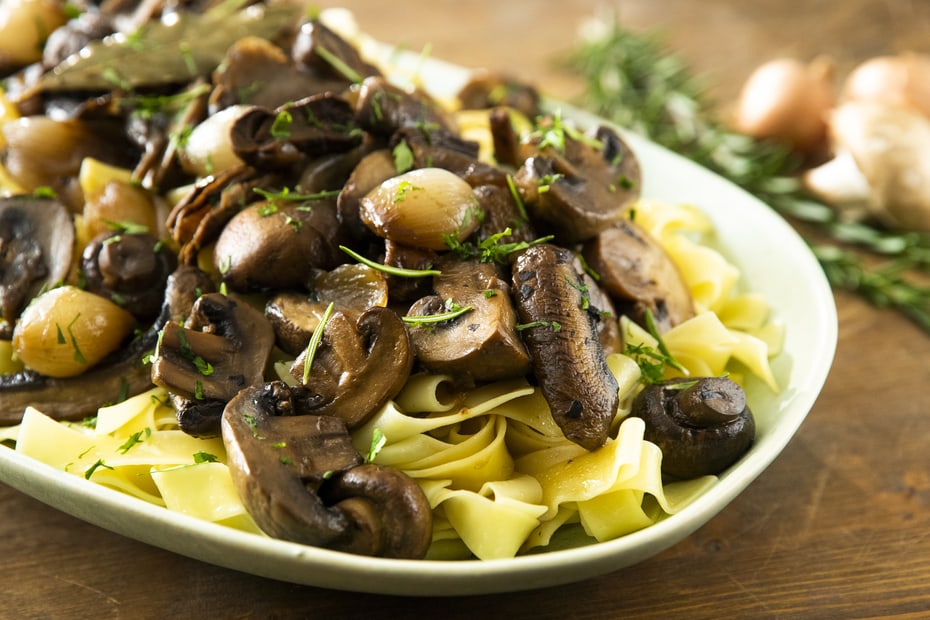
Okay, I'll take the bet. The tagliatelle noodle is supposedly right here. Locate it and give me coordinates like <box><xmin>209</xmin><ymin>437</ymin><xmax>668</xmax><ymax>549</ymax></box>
<box><xmin>4</xmin><ymin>191</ymin><xmax>784</xmax><ymax>560</ymax></box>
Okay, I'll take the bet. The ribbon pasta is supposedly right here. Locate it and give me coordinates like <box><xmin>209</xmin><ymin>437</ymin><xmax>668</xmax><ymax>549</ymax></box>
<box><xmin>5</xmin><ymin>197</ymin><xmax>784</xmax><ymax>561</ymax></box>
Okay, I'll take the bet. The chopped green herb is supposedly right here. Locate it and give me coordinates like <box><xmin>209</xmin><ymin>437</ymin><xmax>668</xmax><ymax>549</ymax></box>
<box><xmin>84</xmin><ymin>459</ymin><xmax>113</xmax><ymax>479</ymax></box>
<box><xmin>193</xmin><ymin>451</ymin><xmax>219</xmax><ymax>464</ymax></box>
<box><xmin>366</xmin><ymin>428</ymin><xmax>387</xmax><ymax>463</ymax></box>
<box><xmin>393</xmin><ymin>179</ymin><xmax>422</xmax><ymax>203</ymax></box>
<box><xmin>270</xmin><ymin>108</ymin><xmax>293</xmax><ymax>139</ymax></box>
<box><xmin>402</xmin><ymin>301</ymin><xmax>473</xmax><ymax>327</ymax></box>
<box><xmin>339</xmin><ymin>245</ymin><xmax>440</xmax><ymax>278</ymax></box>
<box><xmin>393</xmin><ymin>140</ymin><xmax>414</xmax><ymax>173</ymax></box>
<box><xmin>302</xmin><ymin>302</ymin><xmax>335</xmax><ymax>384</ymax></box>
<box><xmin>117</xmin><ymin>429</ymin><xmax>150</xmax><ymax>454</ymax></box>
<box><xmin>315</xmin><ymin>45</ymin><xmax>364</xmax><ymax>84</ymax></box>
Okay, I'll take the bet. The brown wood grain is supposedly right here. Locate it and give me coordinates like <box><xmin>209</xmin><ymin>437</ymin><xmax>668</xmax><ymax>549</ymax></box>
<box><xmin>5</xmin><ymin>1</ymin><xmax>930</xmax><ymax>617</ymax></box>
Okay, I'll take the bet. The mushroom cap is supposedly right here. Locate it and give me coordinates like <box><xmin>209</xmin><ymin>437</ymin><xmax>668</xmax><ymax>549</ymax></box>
<box><xmin>0</xmin><ymin>195</ymin><xmax>73</xmax><ymax>324</ymax></box>
<box><xmin>582</xmin><ymin>218</ymin><xmax>694</xmax><ymax>332</ymax></box>
<box><xmin>630</xmin><ymin>376</ymin><xmax>755</xmax><ymax>479</ymax></box>
<box><xmin>823</xmin><ymin>101</ymin><xmax>930</xmax><ymax>231</ymax></box>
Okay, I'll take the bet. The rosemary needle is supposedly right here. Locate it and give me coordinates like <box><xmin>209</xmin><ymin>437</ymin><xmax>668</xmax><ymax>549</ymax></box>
<box><xmin>567</xmin><ymin>17</ymin><xmax>930</xmax><ymax>334</ymax></box>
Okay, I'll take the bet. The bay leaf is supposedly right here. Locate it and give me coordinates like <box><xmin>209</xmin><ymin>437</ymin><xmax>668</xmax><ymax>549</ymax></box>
<box><xmin>34</xmin><ymin>3</ymin><xmax>302</xmax><ymax>93</ymax></box>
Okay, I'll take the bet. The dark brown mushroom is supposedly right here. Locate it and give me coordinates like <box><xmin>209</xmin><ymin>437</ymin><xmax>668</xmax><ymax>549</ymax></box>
<box><xmin>209</xmin><ymin>36</ymin><xmax>339</xmax><ymax>112</ymax></box>
<box><xmin>291</xmin><ymin>19</ymin><xmax>381</xmax><ymax>84</ymax></box>
<box><xmin>0</xmin><ymin>196</ymin><xmax>73</xmax><ymax>330</ymax></box>
<box><xmin>630</xmin><ymin>376</ymin><xmax>755</xmax><ymax>479</ymax></box>
<box><xmin>212</xmin><ymin>195</ymin><xmax>345</xmax><ymax>292</ymax></box>
<box><xmin>287</xmin><ymin>307</ymin><xmax>412</xmax><ymax>429</ymax></box>
<box><xmin>582</xmin><ymin>218</ymin><xmax>694</xmax><ymax>332</ymax></box>
<box><xmin>472</xmin><ymin>183</ymin><xmax>537</xmax><ymax>246</ymax></box>
<box><xmin>457</xmin><ymin>71</ymin><xmax>541</xmax><ymax>119</ymax></box>
<box><xmin>151</xmin><ymin>292</ymin><xmax>275</xmax><ymax>436</ymax></box>
<box><xmin>512</xmin><ymin>243</ymin><xmax>619</xmax><ymax>451</ymax></box>
<box><xmin>336</xmin><ymin>148</ymin><xmax>397</xmax><ymax>240</ymax></box>
<box><xmin>513</xmin><ymin>124</ymin><xmax>641</xmax><ymax>244</ymax></box>
<box><xmin>81</xmin><ymin>230</ymin><xmax>177</xmax><ymax>321</ymax></box>
<box><xmin>222</xmin><ymin>381</ymin><xmax>432</xmax><ymax>558</ymax></box>
<box><xmin>353</xmin><ymin>76</ymin><xmax>456</xmax><ymax>138</ymax></box>
<box><xmin>265</xmin><ymin>291</ymin><xmax>323</xmax><ymax>357</ymax></box>
<box><xmin>391</xmin><ymin>126</ymin><xmax>507</xmax><ymax>188</ymax></box>
<box><xmin>230</xmin><ymin>94</ymin><xmax>362</xmax><ymax>171</ymax></box>
<box><xmin>407</xmin><ymin>256</ymin><xmax>530</xmax><ymax>382</ymax></box>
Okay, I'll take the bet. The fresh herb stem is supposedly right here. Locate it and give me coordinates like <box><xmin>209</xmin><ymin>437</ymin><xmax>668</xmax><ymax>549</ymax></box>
<box><xmin>567</xmin><ymin>17</ymin><xmax>930</xmax><ymax>334</ymax></box>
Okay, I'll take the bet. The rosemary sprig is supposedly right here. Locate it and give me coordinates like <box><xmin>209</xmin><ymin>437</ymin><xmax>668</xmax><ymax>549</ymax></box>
<box><xmin>567</xmin><ymin>17</ymin><xmax>930</xmax><ymax>333</ymax></box>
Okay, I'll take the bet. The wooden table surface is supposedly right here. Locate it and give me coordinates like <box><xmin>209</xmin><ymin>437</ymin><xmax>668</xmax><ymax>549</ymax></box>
<box><xmin>5</xmin><ymin>1</ymin><xmax>930</xmax><ymax>618</ymax></box>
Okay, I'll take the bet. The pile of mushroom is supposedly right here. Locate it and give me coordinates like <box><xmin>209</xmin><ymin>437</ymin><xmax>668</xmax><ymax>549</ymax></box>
<box><xmin>0</xmin><ymin>2</ymin><xmax>754</xmax><ymax>558</ymax></box>
<box><xmin>733</xmin><ymin>52</ymin><xmax>930</xmax><ymax>232</ymax></box>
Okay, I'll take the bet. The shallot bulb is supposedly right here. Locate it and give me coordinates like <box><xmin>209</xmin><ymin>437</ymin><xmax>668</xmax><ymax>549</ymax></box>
<box><xmin>733</xmin><ymin>56</ymin><xmax>836</xmax><ymax>155</ymax></box>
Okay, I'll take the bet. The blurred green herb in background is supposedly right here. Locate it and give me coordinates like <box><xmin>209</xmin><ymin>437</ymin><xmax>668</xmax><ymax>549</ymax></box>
<box><xmin>567</xmin><ymin>18</ymin><xmax>930</xmax><ymax>333</ymax></box>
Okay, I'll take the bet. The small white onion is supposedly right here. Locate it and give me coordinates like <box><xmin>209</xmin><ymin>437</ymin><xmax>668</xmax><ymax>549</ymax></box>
<box><xmin>360</xmin><ymin>168</ymin><xmax>480</xmax><ymax>250</ymax></box>
<box><xmin>178</xmin><ymin>104</ymin><xmax>249</xmax><ymax>177</ymax></box>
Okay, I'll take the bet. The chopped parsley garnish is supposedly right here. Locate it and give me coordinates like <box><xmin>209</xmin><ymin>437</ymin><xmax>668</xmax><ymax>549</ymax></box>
<box><xmin>117</xmin><ymin>428</ymin><xmax>151</xmax><ymax>454</ymax></box>
<box><xmin>84</xmin><ymin>459</ymin><xmax>113</xmax><ymax>480</ymax></box>
<box><xmin>393</xmin><ymin>179</ymin><xmax>422</xmax><ymax>203</ymax></box>
<box><xmin>270</xmin><ymin>108</ymin><xmax>294</xmax><ymax>139</ymax></box>
<box><xmin>366</xmin><ymin>428</ymin><xmax>387</xmax><ymax>463</ymax></box>
<box><xmin>193</xmin><ymin>451</ymin><xmax>219</xmax><ymax>464</ymax></box>
<box><xmin>393</xmin><ymin>140</ymin><xmax>414</xmax><ymax>173</ymax></box>
<box><xmin>445</xmin><ymin>228</ymin><xmax>554</xmax><ymax>265</ymax></box>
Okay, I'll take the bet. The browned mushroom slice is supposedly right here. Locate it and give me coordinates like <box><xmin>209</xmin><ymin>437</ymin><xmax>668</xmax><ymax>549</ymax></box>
<box><xmin>288</xmin><ymin>307</ymin><xmax>412</xmax><ymax>429</ymax></box>
<box><xmin>231</xmin><ymin>94</ymin><xmax>362</xmax><ymax>170</ymax></box>
<box><xmin>630</xmin><ymin>376</ymin><xmax>755</xmax><ymax>478</ymax></box>
<box><xmin>213</xmin><ymin>196</ymin><xmax>345</xmax><ymax>292</ymax></box>
<box><xmin>472</xmin><ymin>184</ymin><xmax>537</xmax><ymax>245</ymax></box>
<box><xmin>354</xmin><ymin>76</ymin><xmax>456</xmax><ymax>138</ymax></box>
<box><xmin>336</xmin><ymin>148</ymin><xmax>397</xmax><ymax>240</ymax></box>
<box><xmin>0</xmin><ymin>196</ymin><xmax>73</xmax><ymax>328</ymax></box>
<box><xmin>392</xmin><ymin>126</ymin><xmax>507</xmax><ymax>187</ymax></box>
<box><xmin>407</xmin><ymin>256</ymin><xmax>530</xmax><ymax>382</ymax></box>
<box><xmin>581</xmin><ymin>218</ymin><xmax>694</xmax><ymax>333</ymax></box>
<box><xmin>222</xmin><ymin>381</ymin><xmax>432</xmax><ymax>558</ymax></box>
<box><xmin>291</xmin><ymin>19</ymin><xmax>382</xmax><ymax>84</ymax></box>
<box><xmin>513</xmin><ymin>124</ymin><xmax>641</xmax><ymax>244</ymax></box>
<box><xmin>457</xmin><ymin>71</ymin><xmax>541</xmax><ymax>119</ymax></box>
<box><xmin>512</xmin><ymin>244</ymin><xmax>619</xmax><ymax>451</ymax></box>
<box><xmin>210</xmin><ymin>36</ymin><xmax>342</xmax><ymax>112</ymax></box>
<box><xmin>166</xmin><ymin>165</ymin><xmax>270</xmax><ymax>265</ymax></box>
<box><xmin>151</xmin><ymin>293</ymin><xmax>275</xmax><ymax>435</ymax></box>
<box><xmin>382</xmin><ymin>239</ymin><xmax>437</xmax><ymax>304</ymax></box>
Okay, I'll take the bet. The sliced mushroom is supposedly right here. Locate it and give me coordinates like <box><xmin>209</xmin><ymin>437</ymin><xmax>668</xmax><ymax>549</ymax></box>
<box><xmin>230</xmin><ymin>94</ymin><xmax>362</xmax><ymax>171</ymax></box>
<box><xmin>266</xmin><ymin>264</ymin><xmax>388</xmax><ymax>355</ymax></box>
<box><xmin>472</xmin><ymin>183</ymin><xmax>537</xmax><ymax>245</ymax></box>
<box><xmin>0</xmin><ymin>196</ymin><xmax>73</xmax><ymax>328</ymax></box>
<box><xmin>513</xmin><ymin>124</ymin><xmax>641</xmax><ymax>244</ymax></box>
<box><xmin>81</xmin><ymin>230</ymin><xmax>178</xmax><ymax>321</ymax></box>
<box><xmin>457</xmin><ymin>71</ymin><xmax>541</xmax><ymax>119</ymax></box>
<box><xmin>151</xmin><ymin>292</ymin><xmax>275</xmax><ymax>436</ymax></box>
<box><xmin>511</xmin><ymin>244</ymin><xmax>619</xmax><ymax>451</ymax></box>
<box><xmin>209</xmin><ymin>36</ymin><xmax>338</xmax><ymax>112</ymax></box>
<box><xmin>213</xmin><ymin>196</ymin><xmax>345</xmax><ymax>292</ymax></box>
<box><xmin>391</xmin><ymin>126</ymin><xmax>507</xmax><ymax>188</ymax></box>
<box><xmin>222</xmin><ymin>381</ymin><xmax>432</xmax><ymax>558</ymax></box>
<box><xmin>407</xmin><ymin>256</ymin><xmax>530</xmax><ymax>382</ymax></box>
<box><xmin>336</xmin><ymin>148</ymin><xmax>398</xmax><ymax>240</ymax></box>
<box><xmin>291</xmin><ymin>19</ymin><xmax>381</xmax><ymax>85</ymax></box>
<box><xmin>354</xmin><ymin>76</ymin><xmax>455</xmax><ymax>138</ymax></box>
<box><xmin>630</xmin><ymin>376</ymin><xmax>755</xmax><ymax>479</ymax></box>
<box><xmin>581</xmin><ymin>218</ymin><xmax>694</xmax><ymax>333</ymax></box>
<box><xmin>288</xmin><ymin>307</ymin><xmax>412</xmax><ymax>429</ymax></box>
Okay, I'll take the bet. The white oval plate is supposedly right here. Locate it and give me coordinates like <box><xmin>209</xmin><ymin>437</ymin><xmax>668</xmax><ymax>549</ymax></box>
<box><xmin>0</xmin><ymin>51</ymin><xmax>837</xmax><ymax>596</ymax></box>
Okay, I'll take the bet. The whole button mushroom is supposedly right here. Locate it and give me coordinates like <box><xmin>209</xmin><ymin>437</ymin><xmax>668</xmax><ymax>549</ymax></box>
<box><xmin>82</xmin><ymin>230</ymin><xmax>178</xmax><ymax>321</ymax></box>
<box><xmin>630</xmin><ymin>376</ymin><xmax>755</xmax><ymax>479</ymax></box>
